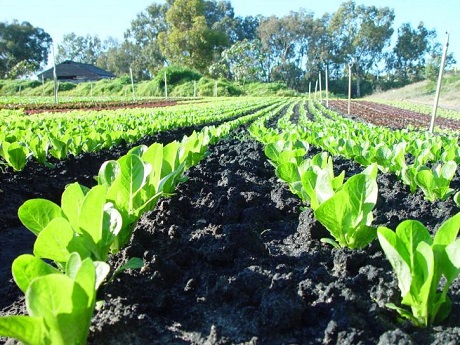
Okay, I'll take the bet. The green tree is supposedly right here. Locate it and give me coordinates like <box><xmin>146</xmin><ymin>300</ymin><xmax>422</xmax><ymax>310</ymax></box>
<box><xmin>387</xmin><ymin>22</ymin><xmax>436</xmax><ymax>83</ymax></box>
<box><xmin>425</xmin><ymin>35</ymin><xmax>456</xmax><ymax>82</ymax></box>
<box><xmin>211</xmin><ymin>39</ymin><xmax>268</xmax><ymax>83</ymax></box>
<box><xmin>56</xmin><ymin>33</ymin><xmax>103</xmax><ymax>64</ymax></box>
<box><xmin>159</xmin><ymin>0</ymin><xmax>228</xmax><ymax>73</ymax></box>
<box><xmin>328</xmin><ymin>1</ymin><xmax>394</xmax><ymax>96</ymax></box>
<box><xmin>0</xmin><ymin>20</ymin><xmax>52</xmax><ymax>78</ymax></box>
<box><xmin>124</xmin><ymin>2</ymin><xmax>169</xmax><ymax>79</ymax></box>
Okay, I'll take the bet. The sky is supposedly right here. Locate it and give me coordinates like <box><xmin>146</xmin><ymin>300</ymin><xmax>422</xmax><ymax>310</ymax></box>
<box><xmin>1</xmin><ymin>0</ymin><xmax>459</xmax><ymax>68</ymax></box>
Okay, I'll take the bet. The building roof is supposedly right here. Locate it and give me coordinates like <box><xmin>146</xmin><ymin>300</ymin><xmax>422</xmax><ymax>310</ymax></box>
<box><xmin>37</xmin><ymin>60</ymin><xmax>116</xmax><ymax>81</ymax></box>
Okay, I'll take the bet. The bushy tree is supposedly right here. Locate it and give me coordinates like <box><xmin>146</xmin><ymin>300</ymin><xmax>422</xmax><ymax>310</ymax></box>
<box><xmin>328</xmin><ymin>0</ymin><xmax>394</xmax><ymax>96</ymax></box>
<box><xmin>0</xmin><ymin>20</ymin><xmax>52</xmax><ymax>78</ymax></box>
<box><xmin>387</xmin><ymin>22</ymin><xmax>436</xmax><ymax>83</ymax></box>
<box><xmin>159</xmin><ymin>0</ymin><xmax>228</xmax><ymax>73</ymax></box>
<box><xmin>56</xmin><ymin>33</ymin><xmax>103</xmax><ymax>64</ymax></box>
<box><xmin>123</xmin><ymin>2</ymin><xmax>169</xmax><ymax>78</ymax></box>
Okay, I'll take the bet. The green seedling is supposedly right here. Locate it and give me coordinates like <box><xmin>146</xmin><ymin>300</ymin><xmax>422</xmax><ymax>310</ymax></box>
<box><xmin>377</xmin><ymin>213</ymin><xmax>460</xmax><ymax>327</ymax></box>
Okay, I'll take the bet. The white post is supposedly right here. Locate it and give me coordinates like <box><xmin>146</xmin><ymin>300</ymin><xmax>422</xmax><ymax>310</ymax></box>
<box><xmin>429</xmin><ymin>32</ymin><xmax>449</xmax><ymax>133</ymax></box>
<box><xmin>348</xmin><ymin>63</ymin><xmax>353</xmax><ymax>115</ymax></box>
<box><xmin>130</xmin><ymin>66</ymin><xmax>135</xmax><ymax>100</ymax></box>
<box><xmin>41</xmin><ymin>74</ymin><xmax>45</xmax><ymax>97</ymax></box>
<box><xmin>164</xmin><ymin>71</ymin><xmax>168</xmax><ymax>99</ymax></box>
<box><xmin>308</xmin><ymin>82</ymin><xmax>311</xmax><ymax>99</ymax></box>
<box><xmin>319</xmin><ymin>71</ymin><xmax>322</xmax><ymax>103</ymax></box>
<box><xmin>325</xmin><ymin>64</ymin><xmax>329</xmax><ymax>108</ymax></box>
<box><xmin>214</xmin><ymin>80</ymin><xmax>218</xmax><ymax>97</ymax></box>
<box><xmin>193</xmin><ymin>80</ymin><xmax>197</xmax><ymax>98</ymax></box>
<box><xmin>52</xmin><ymin>45</ymin><xmax>58</xmax><ymax>104</ymax></box>
<box><xmin>314</xmin><ymin>80</ymin><xmax>318</xmax><ymax>100</ymax></box>
<box><xmin>90</xmin><ymin>82</ymin><xmax>93</xmax><ymax>98</ymax></box>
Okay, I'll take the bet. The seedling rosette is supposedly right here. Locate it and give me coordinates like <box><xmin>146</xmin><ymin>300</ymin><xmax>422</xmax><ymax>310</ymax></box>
<box><xmin>377</xmin><ymin>212</ymin><xmax>460</xmax><ymax>327</ymax></box>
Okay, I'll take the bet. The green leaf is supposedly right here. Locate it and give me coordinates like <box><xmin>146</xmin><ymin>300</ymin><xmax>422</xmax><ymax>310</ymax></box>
<box><xmin>33</xmin><ymin>217</ymin><xmax>75</xmax><ymax>263</ymax></box>
<box><xmin>26</xmin><ymin>274</ymin><xmax>88</xmax><ymax>344</ymax></box>
<box><xmin>0</xmin><ymin>315</ymin><xmax>44</xmax><ymax>345</ymax></box>
<box><xmin>79</xmin><ymin>185</ymin><xmax>107</xmax><ymax>243</ymax></box>
<box><xmin>94</xmin><ymin>261</ymin><xmax>110</xmax><ymax>290</ymax></box>
<box><xmin>97</xmin><ymin>160</ymin><xmax>120</xmax><ymax>188</ymax></box>
<box><xmin>275</xmin><ymin>162</ymin><xmax>300</xmax><ymax>184</ymax></box>
<box><xmin>377</xmin><ymin>226</ymin><xmax>412</xmax><ymax>297</ymax></box>
<box><xmin>61</xmin><ymin>182</ymin><xmax>89</xmax><ymax>232</ymax></box>
<box><xmin>12</xmin><ymin>254</ymin><xmax>60</xmax><ymax>294</ymax></box>
<box><xmin>3</xmin><ymin>142</ymin><xmax>29</xmax><ymax>171</ymax></box>
<box><xmin>18</xmin><ymin>199</ymin><xmax>64</xmax><ymax>235</ymax></box>
<box><xmin>395</xmin><ymin>220</ymin><xmax>432</xmax><ymax>270</ymax></box>
<box><xmin>412</xmin><ymin>241</ymin><xmax>435</xmax><ymax>327</ymax></box>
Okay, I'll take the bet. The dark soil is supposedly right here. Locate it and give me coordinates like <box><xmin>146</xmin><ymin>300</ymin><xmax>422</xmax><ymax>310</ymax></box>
<box><xmin>1</xmin><ymin>125</ymin><xmax>460</xmax><ymax>344</ymax></box>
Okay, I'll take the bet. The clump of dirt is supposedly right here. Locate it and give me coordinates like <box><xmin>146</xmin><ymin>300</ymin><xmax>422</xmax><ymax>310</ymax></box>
<box><xmin>1</xmin><ymin>128</ymin><xmax>459</xmax><ymax>344</ymax></box>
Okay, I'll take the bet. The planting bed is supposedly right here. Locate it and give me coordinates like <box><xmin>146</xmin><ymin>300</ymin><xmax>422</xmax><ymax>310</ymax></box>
<box><xmin>329</xmin><ymin>100</ymin><xmax>460</xmax><ymax>130</ymax></box>
<box><xmin>1</xmin><ymin>99</ymin><xmax>179</xmax><ymax>115</ymax></box>
<box><xmin>1</xmin><ymin>116</ymin><xmax>460</xmax><ymax>344</ymax></box>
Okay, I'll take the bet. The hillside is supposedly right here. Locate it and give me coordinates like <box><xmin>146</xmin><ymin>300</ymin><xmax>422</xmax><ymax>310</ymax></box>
<box><xmin>366</xmin><ymin>74</ymin><xmax>460</xmax><ymax>111</ymax></box>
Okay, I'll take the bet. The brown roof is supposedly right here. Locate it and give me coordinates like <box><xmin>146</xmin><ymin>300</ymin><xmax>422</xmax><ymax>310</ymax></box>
<box><xmin>37</xmin><ymin>60</ymin><xmax>115</xmax><ymax>81</ymax></box>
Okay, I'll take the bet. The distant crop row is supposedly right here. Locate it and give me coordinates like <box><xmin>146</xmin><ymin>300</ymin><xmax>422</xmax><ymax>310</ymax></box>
<box><xmin>0</xmin><ymin>98</ymin><xmax>280</xmax><ymax>171</ymax></box>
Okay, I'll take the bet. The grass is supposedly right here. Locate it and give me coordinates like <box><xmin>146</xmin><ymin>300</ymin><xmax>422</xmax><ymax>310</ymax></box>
<box><xmin>366</xmin><ymin>74</ymin><xmax>460</xmax><ymax>112</ymax></box>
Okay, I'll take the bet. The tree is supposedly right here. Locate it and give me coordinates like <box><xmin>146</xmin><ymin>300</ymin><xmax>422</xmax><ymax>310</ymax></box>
<box><xmin>0</xmin><ymin>20</ymin><xmax>52</xmax><ymax>78</ymax></box>
<box><xmin>124</xmin><ymin>2</ymin><xmax>169</xmax><ymax>79</ymax></box>
<box><xmin>159</xmin><ymin>0</ymin><xmax>228</xmax><ymax>73</ymax></box>
<box><xmin>56</xmin><ymin>33</ymin><xmax>103</xmax><ymax>64</ymax></box>
<box><xmin>425</xmin><ymin>34</ymin><xmax>456</xmax><ymax>82</ymax></box>
<box><xmin>211</xmin><ymin>39</ymin><xmax>268</xmax><ymax>83</ymax></box>
<box><xmin>387</xmin><ymin>22</ymin><xmax>436</xmax><ymax>83</ymax></box>
<box><xmin>328</xmin><ymin>1</ymin><xmax>394</xmax><ymax>96</ymax></box>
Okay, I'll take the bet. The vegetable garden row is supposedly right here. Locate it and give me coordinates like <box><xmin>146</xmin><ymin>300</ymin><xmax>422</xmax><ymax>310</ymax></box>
<box><xmin>0</xmin><ymin>97</ymin><xmax>459</xmax><ymax>344</ymax></box>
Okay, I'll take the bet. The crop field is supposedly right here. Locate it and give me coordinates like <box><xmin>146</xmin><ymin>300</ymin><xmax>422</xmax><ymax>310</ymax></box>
<box><xmin>0</xmin><ymin>97</ymin><xmax>459</xmax><ymax>344</ymax></box>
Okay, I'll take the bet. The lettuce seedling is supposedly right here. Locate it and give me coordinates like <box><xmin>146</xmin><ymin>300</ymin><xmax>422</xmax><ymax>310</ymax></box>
<box><xmin>415</xmin><ymin>161</ymin><xmax>457</xmax><ymax>201</ymax></box>
<box><xmin>377</xmin><ymin>212</ymin><xmax>460</xmax><ymax>327</ymax></box>
<box><xmin>0</xmin><ymin>141</ymin><xmax>29</xmax><ymax>171</ymax></box>
<box><xmin>0</xmin><ymin>252</ymin><xmax>109</xmax><ymax>345</ymax></box>
<box><xmin>315</xmin><ymin>164</ymin><xmax>378</xmax><ymax>249</ymax></box>
<box><xmin>19</xmin><ymin>183</ymin><xmax>122</xmax><ymax>263</ymax></box>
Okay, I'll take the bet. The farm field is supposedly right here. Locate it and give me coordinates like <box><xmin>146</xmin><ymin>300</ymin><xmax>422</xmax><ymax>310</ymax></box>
<box><xmin>0</xmin><ymin>97</ymin><xmax>459</xmax><ymax>344</ymax></box>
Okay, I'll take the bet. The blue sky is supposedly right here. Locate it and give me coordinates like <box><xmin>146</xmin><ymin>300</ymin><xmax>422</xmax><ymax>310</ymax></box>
<box><xmin>1</xmin><ymin>0</ymin><xmax>458</xmax><ymax>67</ymax></box>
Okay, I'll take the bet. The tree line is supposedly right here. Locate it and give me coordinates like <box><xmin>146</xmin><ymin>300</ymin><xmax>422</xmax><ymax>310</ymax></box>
<box><xmin>0</xmin><ymin>0</ymin><xmax>455</xmax><ymax>96</ymax></box>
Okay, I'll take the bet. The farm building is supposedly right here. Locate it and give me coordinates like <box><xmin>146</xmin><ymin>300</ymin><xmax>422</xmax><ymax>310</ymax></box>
<box><xmin>37</xmin><ymin>60</ymin><xmax>116</xmax><ymax>83</ymax></box>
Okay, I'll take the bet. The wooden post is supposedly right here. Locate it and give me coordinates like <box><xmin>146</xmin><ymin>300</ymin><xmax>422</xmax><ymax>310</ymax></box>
<box><xmin>164</xmin><ymin>71</ymin><xmax>168</xmax><ymax>99</ymax></box>
<box><xmin>41</xmin><ymin>74</ymin><xmax>45</xmax><ymax>97</ymax></box>
<box><xmin>348</xmin><ymin>62</ymin><xmax>353</xmax><ymax>115</ymax></box>
<box><xmin>429</xmin><ymin>32</ymin><xmax>449</xmax><ymax>133</ymax></box>
<box><xmin>52</xmin><ymin>45</ymin><xmax>58</xmax><ymax>104</ymax></box>
<box><xmin>130</xmin><ymin>66</ymin><xmax>135</xmax><ymax>101</ymax></box>
<box><xmin>319</xmin><ymin>71</ymin><xmax>322</xmax><ymax>103</ymax></box>
<box><xmin>314</xmin><ymin>80</ymin><xmax>318</xmax><ymax>100</ymax></box>
<box><xmin>325</xmin><ymin>64</ymin><xmax>329</xmax><ymax>108</ymax></box>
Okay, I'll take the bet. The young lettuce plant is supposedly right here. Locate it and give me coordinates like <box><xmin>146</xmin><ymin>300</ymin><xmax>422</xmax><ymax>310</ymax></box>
<box><xmin>18</xmin><ymin>183</ymin><xmax>123</xmax><ymax>264</ymax></box>
<box><xmin>0</xmin><ymin>252</ymin><xmax>109</xmax><ymax>345</ymax></box>
<box><xmin>315</xmin><ymin>164</ymin><xmax>379</xmax><ymax>249</ymax></box>
<box><xmin>415</xmin><ymin>161</ymin><xmax>457</xmax><ymax>201</ymax></box>
<box><xmin>0</xmin><ymin>141</ymin><xmax>29</xmax><ymax>171</ymax></box>
<box><xmin>275</xmin><ymin>152</ymin><xmax>345</xmax><ymax>210</ymax></box>
<box><xmin>377</xmin><ymin>212</ymin><xmax>460</xmax><ymax>327</ymax></box>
